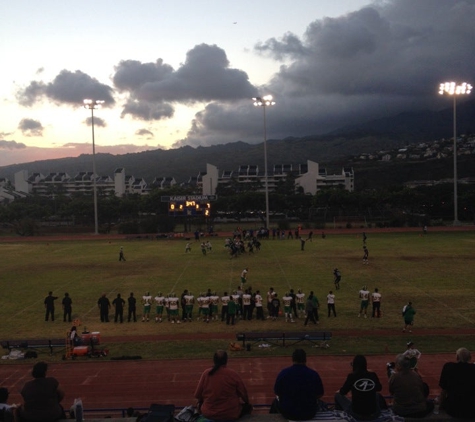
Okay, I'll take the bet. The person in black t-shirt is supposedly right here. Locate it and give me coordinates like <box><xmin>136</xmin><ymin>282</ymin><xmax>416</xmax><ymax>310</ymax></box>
<box><xmin>61</xmin><ymin>292</ymin><xmax>72</xmax><ymax>322</ymax></box>
<box><xmin>439</xmin><ymin>347</ymin><xmax>475</xmax><ymax>419</ymax></box>
<box><xmin>44</xmin><ymin>291</ymin><xmax>58</xmax><ymax>322</ymax></box>
<box><xmin>112</xmin><ymin>293</ymin><xmax>125</xmax><ymax>323</ymax></box>
<box><xmin>335</xmin><ymin>355</ymin><xmax>383</xmax><ymax>420</ymax></box>
<box><xmin>127</xmin><ymin>292</ymin><xmax>137</xmax><ymax>322</ymax></box>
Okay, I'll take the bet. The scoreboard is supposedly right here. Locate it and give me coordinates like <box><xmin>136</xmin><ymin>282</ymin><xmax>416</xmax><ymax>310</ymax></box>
<box><xmin>169</xmin><ymin>200</ymin><xmax>211</xmax><ymax>216</ymax></box>
<box><xmin>162</xmin><ymin>195</ymin><xmax>216</xmax><ymax>217</ymax></box>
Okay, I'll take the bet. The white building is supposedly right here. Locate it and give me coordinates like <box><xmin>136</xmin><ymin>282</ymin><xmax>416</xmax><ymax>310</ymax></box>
<box><xmin>201</xmin><ymin>160</ymin><xmax>354</xmax><ymax>196</ymax></box>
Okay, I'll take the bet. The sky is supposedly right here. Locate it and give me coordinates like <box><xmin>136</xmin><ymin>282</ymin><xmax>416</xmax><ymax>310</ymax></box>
<box><xmin>1</xmin><ymin>0</ymin><xmax>474</xmax><ymax>168</ymax></box>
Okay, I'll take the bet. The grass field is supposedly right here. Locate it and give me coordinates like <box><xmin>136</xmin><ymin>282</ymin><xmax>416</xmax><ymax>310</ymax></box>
<box><xmin>1</xmin><ymin>230</ymin><xmax>475</xmax><ymax>360</ymax></box>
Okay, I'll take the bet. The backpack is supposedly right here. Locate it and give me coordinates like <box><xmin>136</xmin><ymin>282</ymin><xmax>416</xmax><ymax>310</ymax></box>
<box><xmin>139</xmin><ymin>404</ymin><xmax>175</xmax><ymax>422</ymax></box>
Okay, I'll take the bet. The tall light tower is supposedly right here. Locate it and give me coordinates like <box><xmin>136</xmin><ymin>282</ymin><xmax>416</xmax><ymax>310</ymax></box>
<box><xmin>438</xmin><ymin>82</ymin><xmax>472</xmax><ymax>225</ymax></box>
<box><xmin>83</xmin><ymin>99</ymin><xmax>104</xmax><ymax>235</ymax></box>
<box><xmin>252</xmin><ymin>95</ymin><xmax>275</xmax><ymax>229</ymax></box>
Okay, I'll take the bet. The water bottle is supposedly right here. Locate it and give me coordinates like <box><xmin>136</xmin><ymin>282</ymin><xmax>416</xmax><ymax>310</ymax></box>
<box><xmin>433</xmin><ymin>396</ymin><xmax>440</xmax><ymax>415</ymax></box>
<box><xmin>75</xmin><ymin>398</ymin><xmax>84</xmax><ymax>422</ymax></box>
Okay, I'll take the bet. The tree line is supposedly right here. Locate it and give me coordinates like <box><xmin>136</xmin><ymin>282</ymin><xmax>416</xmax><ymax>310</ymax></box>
<box><xmin>1</xmin><ymin>183</ymin><xmax>474</xmax><ymax>236</ymax></box>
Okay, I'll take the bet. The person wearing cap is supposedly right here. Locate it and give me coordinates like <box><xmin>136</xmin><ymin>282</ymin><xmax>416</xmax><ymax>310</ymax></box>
<box><xmin>439</xmin><ymin>347</ymin><xmax>475</xmax><ymax>419</ymax></box>
<box><xmin>389</xmin><ymin>354</ymin><xmax>433</xmax><ymax>417</ymax></box>
<box><xmin>403</xmin><ymin>341</ymin><xmax>421</xmax><ymax>370</ymax></box>
<box><xmin>272</xmin><ymin>349</ymin><xmax>324</xmax><ymax>420</ymax></box>
<box><xmin>119</xmin><ymin>246</ymin><xmax>126</xmax><ymax>261</ymax></box>
<box><xmin>335</xmin><ymin>355</ymin><xmax>383</xmax><ymax>420</ymax></box>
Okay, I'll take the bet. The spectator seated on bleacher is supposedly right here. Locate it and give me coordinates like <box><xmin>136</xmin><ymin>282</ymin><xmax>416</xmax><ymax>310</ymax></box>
<box><xmin>271</xmin><ymin>349</ymin><xmax>325</xmax><ymax>421</ymax></box>
<box><xmin>194</xmin><ymin>350</ymin><xmax>252</xmax><ymax>422</ymax></box>
<box><xmin>389</xmin><ymin>354</ymin><xmax>433</xmax><ymax>418</ymax></box>
<box><xmin>17</xmin><ymin>361</ymin><xmax>67</xmax><ymax>422</ymax></box>
<box><xmin>439</xmin><ymin>347</ymin><xmax>475</xmax><ymax>419</ymax></box>
<box><xmin>334</xmin><ymin>355</ymin><xmax>384</xmax><ymax>421</ymax></box>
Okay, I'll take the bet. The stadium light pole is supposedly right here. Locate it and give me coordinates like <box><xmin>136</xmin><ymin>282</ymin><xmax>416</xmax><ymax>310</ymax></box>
<box><xmin>83</xmin><ymin>99</ymin><xmax>104</xmax><ymax>235</ymax></box>
<box><xmin>252</xmin><ymin>95</ymin><xmax>275</xmax><ymax>230</ymax></box>
<box><xmin>438</xmin><ymin>82</ymin><xmax>472</xmax><ymax>225</ymax></box>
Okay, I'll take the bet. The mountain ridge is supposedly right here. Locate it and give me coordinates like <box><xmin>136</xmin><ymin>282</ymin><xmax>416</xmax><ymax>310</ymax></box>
<box><xmin>1</xmin><ymin>99</ymin><xmax>474</xmax><ymax>186</ymax></box>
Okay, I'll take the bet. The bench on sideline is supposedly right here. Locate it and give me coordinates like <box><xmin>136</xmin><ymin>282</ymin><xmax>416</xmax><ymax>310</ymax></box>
<box><xmin>1</xmin><ymin>338</ymin><xmax>65</xmax><ymax>355</ymax></box>
<box><xmin>236</xmin><ymin>331</ymin><xmax>332</xmax><ymax>348</ymax></box>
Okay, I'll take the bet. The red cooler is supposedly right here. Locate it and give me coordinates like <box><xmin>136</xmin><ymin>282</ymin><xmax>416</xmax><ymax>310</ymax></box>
<box><xmin>81</xmin><ymin>332</ymin><xmax>92</xmax><ymax>344</ymax></box>
<box><xmin>73</xmin><ymin>346</ymin><xmax>90</xmax><ymax>356</ymax></box>
<box><xmin>91</xmin><ymin>332</ymin><xmax>101</xmax><ymax>345</ymax></box>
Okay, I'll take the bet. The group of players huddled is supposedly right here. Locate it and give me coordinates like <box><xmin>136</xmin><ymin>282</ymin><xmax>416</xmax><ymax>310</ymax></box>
<box><xmin>137</xmin><ymin>283</ymin><xmax>307</xmax><ymax>325</ymax></box>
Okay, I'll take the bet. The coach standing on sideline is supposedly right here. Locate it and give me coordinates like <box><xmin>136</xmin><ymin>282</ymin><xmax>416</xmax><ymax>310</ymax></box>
<box><xmin>44</xmin><ymin>291</ymin><xmax>58</xmax><ymax>322</ymax></box>
<box><xmin>98</xmin><ymin>293</ymin><xmax>111</xmax><ymax>322</ymax></box>
<box><xmin>62</xmin><ymin>292</ymin><xmax>72</xmax><ymax>322</ymax></box>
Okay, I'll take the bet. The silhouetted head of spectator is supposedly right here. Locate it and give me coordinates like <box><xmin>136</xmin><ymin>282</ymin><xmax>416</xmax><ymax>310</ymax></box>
<box><xmin>292</xmin><ymin>349</ymin><xmax>307</xmax><ymax>365</ymax></box>
<box><xmin>32</xmin><ymin>361</ymin><xmax>48</xmax><ymax>378</ymax></box>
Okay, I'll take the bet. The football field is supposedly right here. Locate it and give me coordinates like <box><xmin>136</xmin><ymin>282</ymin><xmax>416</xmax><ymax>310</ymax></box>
<box><xmin>1</xmin><ymin>230</ymin><xmax>475</xmax><ymax>356</ymax></box>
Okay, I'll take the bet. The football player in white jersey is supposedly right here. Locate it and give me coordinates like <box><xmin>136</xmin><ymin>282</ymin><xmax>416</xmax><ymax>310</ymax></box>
<box><xmin>142</xmin><ymin>292</ymin><xmax>152</xmax><ymax>322</ymax></box>
<box><xmin>358</xmin><ymin>286</ymin><xmax>370</xmax><ymax>318</ymax></box>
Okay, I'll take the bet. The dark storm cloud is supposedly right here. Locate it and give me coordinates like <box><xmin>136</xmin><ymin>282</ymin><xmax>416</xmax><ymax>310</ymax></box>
<box><xmin>135</xmin><ymin>129</ymin><xmax>154</xmax><ymax>137</ymax></box>
<box><xmin>84</xmin><ymin>117</ymin><xmax>107</xmax><ymax>127</ymax></box>
<box><xmin>121</xmin><ymin>100</ymin><xmax>174</xmax><ymax>121</ymax></box>
<box><xmin>113</xmin><ymin>44</ymin><xmax>258</xmax><ymax>120</ymax></box>
<box><xmin>181</xmin><ymin>0</ymin><xmax>475</xmax><ymax>146</ymax></box>
<box><xmin>18</xmin><ymin>118</ymin><xmax>44</xmax><ymax>137</ymax></box>
<box><xmin>17</xmin><ymin>70</ymin><xmax>115</xmax><ymax>107</ymax></box>
<box><xmin>113</xmin><ymin>59</ymin><xmax>174</xmax><ymax>93</ymax></box>
<box><xmin>0</xmin><ymin>140</ymin><xmax>27</xmax><ymax>150</ymax></box>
